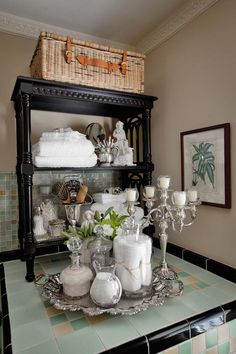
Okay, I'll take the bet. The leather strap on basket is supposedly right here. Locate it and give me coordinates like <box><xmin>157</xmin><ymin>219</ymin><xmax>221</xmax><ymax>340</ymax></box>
<box><xmin>121</xmin><ymin>51</ymin><xmax>127</xmax><ymax>75</ymax></box>
<box><xmin>66</xmin><ymin>37</ymin><xmax>72</xmax><ymax>64</ymax></box>
<box><xmin>75</xmin><ymin>50</ymin><xmax>128</xmax><ymax>75</ymax></box>
<box><xmin>76</xmin><ymin>55</ymin><xmax>119</xmax><ymax>74</ymax></box>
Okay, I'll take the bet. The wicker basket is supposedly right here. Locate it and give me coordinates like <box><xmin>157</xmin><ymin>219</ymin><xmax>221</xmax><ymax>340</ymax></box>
<box><xmin>30</xmin><ymin>32</ymin><xmax>145</xmax><ymax>93</ymax></box>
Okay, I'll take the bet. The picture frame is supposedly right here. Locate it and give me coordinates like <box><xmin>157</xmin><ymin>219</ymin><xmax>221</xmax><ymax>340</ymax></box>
<box><xmin>180</xmin><ymin>123</ymin><xmax>231</xmax><ymax>208</ymax></box>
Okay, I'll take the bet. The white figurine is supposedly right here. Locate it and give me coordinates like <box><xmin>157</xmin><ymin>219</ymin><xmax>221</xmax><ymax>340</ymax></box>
<box><xmin>112</xmin><ymin>121</ymin><xmax>134</xmax><ymax>166</ymax></box>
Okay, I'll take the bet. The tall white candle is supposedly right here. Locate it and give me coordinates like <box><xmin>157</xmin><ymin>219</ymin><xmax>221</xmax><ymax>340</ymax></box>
<box><xmin>145</xmin><ymin>186</ymin><xmax>155</xmax><ymax>198</ymax></box>
<box><xmin>172</xmin><ymin>191</ymin><xmax>186</xmax><ymax>207</ymax></box>
<box><xmin>158</xmin><ymin>176</ymin><xmax>170</xmax><ymax>189</ymax></box>
<box><xmin>187</xmin><ymin>190</ymin><xmax>198</xmax><ymax>202</ymax></box>
<box><xmin>126</xmin><ymin>189</ymin><xmax>137</xmax><ymax>202</ymax></box>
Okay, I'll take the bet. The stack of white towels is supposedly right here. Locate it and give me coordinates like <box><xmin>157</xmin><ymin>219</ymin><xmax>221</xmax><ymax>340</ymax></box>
<box><xmin>33</xmin><ymin>128</ymin><xmax>97</xmax><ymax>168</ymax></box>
<box><xmin>113</xmin><ymin>232</ymin><xmax>152</xmax><ymax>292</ymax></box>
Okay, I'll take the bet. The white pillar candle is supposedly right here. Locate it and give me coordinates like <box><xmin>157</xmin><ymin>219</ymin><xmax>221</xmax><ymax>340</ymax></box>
<box><xmin>144</xmin><ymin>186</ymin><xmax>155</xmax><ymax>198</ymax></box>
<box><xmin>187</xmin><ymin>190</ymin><xmax>198</xmax><ymax>202</ymax></box>
<box><xmin>158</xmin><ymin>176</ymin><xmax>170</xmax><ymax>189</ymax></box>
<box><xmin>172</xmin><ymin>191</ymin><xmax>186</xmax><ymax>207</ymax></box>
<box><xmin>126</xmin><ymin>189</ymin><xmax>137</xmax><ymax>202</ymax></box>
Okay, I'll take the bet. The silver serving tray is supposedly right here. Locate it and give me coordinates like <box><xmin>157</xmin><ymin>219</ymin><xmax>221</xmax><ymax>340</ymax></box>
<box><xmin>36</xmin><ymin>268</ymin><xmax>183</xmax><ymax>316</ymax></box>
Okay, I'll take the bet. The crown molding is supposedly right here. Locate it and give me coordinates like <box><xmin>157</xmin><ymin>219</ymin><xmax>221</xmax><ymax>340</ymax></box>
<box><xmin>136</xmin><ymin>0</ymin><xmax>220</xmax><ymax>54</ymax></box>
<box><xmin>0</xmin><ymin>10</ymin><xmax>134</xmax><ymax>50</ymax></box>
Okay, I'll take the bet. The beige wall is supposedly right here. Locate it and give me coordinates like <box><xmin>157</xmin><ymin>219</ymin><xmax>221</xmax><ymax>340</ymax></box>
<box><xmin>0</xmin><ymin>32</ymin><xmax>113</xmax><ymax>171</ymax></box>
<box><xmin>145</xmin><ymin>0</ymin><xmax>236</xmax><ymax>267</ymax></box>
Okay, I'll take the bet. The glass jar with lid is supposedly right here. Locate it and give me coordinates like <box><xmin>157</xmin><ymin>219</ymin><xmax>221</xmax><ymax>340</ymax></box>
<box><xmin>60</xmin><ymin>237</ymin><xmax>93</xmax><ymax>298</ymax></box>
<box><xmin>113</xmin><ymin>222</ymin><xmax>152</xmax><ymax>298</ymax></box>
<box><xmin>87</xmin><ymin>226</ymin><xmax>113</xmax><ymax>271</ymax></box>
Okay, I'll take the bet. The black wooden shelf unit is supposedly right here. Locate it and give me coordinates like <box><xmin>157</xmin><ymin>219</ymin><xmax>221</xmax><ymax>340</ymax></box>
<box><xmin>11</xmin><ymin>76</ymin><xmax>157</xmax><ymax>281</ymax></box>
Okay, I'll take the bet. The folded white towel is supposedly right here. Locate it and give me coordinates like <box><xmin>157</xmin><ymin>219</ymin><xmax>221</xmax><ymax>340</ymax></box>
<box><xmin>93</xmin><ymin>192</ymin><xmax>127</xmax><ymax>204</ymax></box>
<box><xmin>41</xmin><ymin>128</ymin><xmax>85</xmax><ymax>141</ymax></box>
<box><xmin>37</xmin><ymin>139</ymin><xmax>94</xmax><ymax>157</ymax></box>
<box><xmin>34</xmin><ymin>153</ymin><xmax>97</xmax><ymax>168</ymax></box>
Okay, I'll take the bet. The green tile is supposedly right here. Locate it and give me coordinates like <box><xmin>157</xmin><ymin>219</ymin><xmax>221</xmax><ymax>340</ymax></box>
<box><xmin>16</xmin><ymin>339</ymin><xmax>60</xmax><ymax>354</ymax></box>
<box><xmin>178</xmin><ymin>339</ymin><xmax>191</xmax><ymax>354</ymax></box>
<box><xmin>71</xmin><ymin>318</ymin><xmax>90</xmax><ymax>331</ymax></box>
<box><xmin>200</xmin><ymin>286</ymin><xmax>235</xmax><ymax>306</ymax></box>
<box><xmin>155</xmin><ymin>297</ymin><xmax>195</xmax><ymax>324</ymax></box>
<box><xmin>12</xmin><ymin>319</ymin><xmax>54</xmax><ymax>352</ymax></box>
<box><xmin>218</xmin><ymin>341</ymin><xmax>230</xmax><ymax>354</ymax></box>
<box><xmin>128</xmin><ymin>307</ymin><xmax>171</xmax><ymax>335</ymax></box>
<box><xmin>178</xmin><ymin>271</ymin><xmax>190</xmax><ymax>278</ymax></box>
<box><xmin>206</xmin><ymin>328</ymin><xmax>217</xmax><ymax>348</ymax></box>
<box><xmin>50</xmin><ymin>313</ymin><xmax>68</xmax><ymax>326</ymax></box>
<box><xmin>10</xmin><ymin>302</ymin><xmax>47</xmax><ymax>328</ymax></box>
<box><xmin>93</xmin><ymin>317</ymin><xmax>139</xmax><ymax>349</ymax></box>
<box><xmin>43</xmin><ymin>300</ymin><xmax>52</xmax><ymax>308</ymax></box>
<box><xmin>195</xmin><ymin>281</ymin><xmax>208</xmax><ymax>289</ymax></box>
<box><xmin>182</xmin><ymin>285</ymin><xmax>194</xmax><ymax>294</ymax></box>
<box><xmin>56</xmin><ymin>327</ymin><xmax>105</xmax><ymax>354</ymax></box>
<box><xmin>65</xmin><ymin>310</ymin><xmax>85</xmax><ymax>321</ymax></box>
<box><xmin>179</xmin><ymin>291</ymin><xmax>217</xmax><ymax>313</ymax></box>
<box><xmin>229</xmin><ymin>319</ymin><xmax>236</xmax><ymax>338</ymax></box>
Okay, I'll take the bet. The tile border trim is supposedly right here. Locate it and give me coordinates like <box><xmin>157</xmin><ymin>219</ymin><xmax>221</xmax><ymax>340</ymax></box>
<box><xmin>152</xmin><ymin>238</ymin><xmax>236</xmax><ymax>283</ymax></box>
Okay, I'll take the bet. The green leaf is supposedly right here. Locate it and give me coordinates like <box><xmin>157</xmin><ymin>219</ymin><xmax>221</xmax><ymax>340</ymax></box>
<box><xmin>202</xmin><ymin>143</ymin><xmax>213</xmax><ymax>153</ymax></box>
<box><xmin>94</xmin><ymin>210</ymin><xmax>101</xmax><ymax>222</ymax></box>
<box><xmin>104</xmin><ymin>207</ymin><xmax>114</xmax><ymax>219</ymax></box>
<box><xmin>192</xmin><ymin>144</ymin><xmax>200</xmax><ymax>153</ymax></box>
<box><xmin>206</xmin><ymin>164</ymin><xmax>214</xmax><ymax>187</ymax></box>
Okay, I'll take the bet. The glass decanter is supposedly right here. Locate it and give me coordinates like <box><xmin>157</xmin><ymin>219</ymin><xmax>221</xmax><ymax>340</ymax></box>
<box><xmin>113</xmin><ymin>222</ymin><xmax>153</xmax><ymax>298</ymax></box>
<box><xmin>87</xmin><ymin>226</ymin><xmax>113</xmax><ymax>270</ymax></box>
<box><xmin>60</xmin><ymin>237</ymin><xmax>93</xmax><ymax>298</ymax></box>
<box><xmin>90</xmin><ymin>259</ymin><xmax>122</xmax><ymax>308</ymax></box>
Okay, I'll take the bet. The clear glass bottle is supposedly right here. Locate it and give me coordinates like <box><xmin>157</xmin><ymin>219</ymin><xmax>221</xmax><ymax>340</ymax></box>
<box><xmin>113</xmin><ymin>223</ymin><xmax>152</xmax><ymax>298</ymax></box>
<box><xmin>60</xmin><ymin>237</ymin><xmax>93</xmax><ymax>298</ymax></box>
<box><xmin>87</xmin><ymin>226</ymin><xmax>113</xmax><ymax>270</ymax></box>
<box><xmin>90</xmin><ymin>259</ymin><xmax>122</xmax><ymax>307</ymax></box>
<box><xmin>39</xmin><ymin>185</ymin><xmax>58</xmax><ymax>232</ymax></box>
<box><xmin>33</xmin><ymin>207</ymin><xmax>47</xmax><ymax>241</ymax></box>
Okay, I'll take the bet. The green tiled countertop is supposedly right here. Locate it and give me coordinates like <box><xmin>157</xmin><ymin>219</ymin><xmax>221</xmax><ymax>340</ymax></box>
<box><xmin>3</xmin><ymin>249</ymin><xmax>236</xmax><ymax>354</ymax></box>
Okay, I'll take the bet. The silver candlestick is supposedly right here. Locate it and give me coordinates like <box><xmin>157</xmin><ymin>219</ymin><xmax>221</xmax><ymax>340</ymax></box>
<box><xmin>143</xmin><ymin>176</ymin><xmax>201</xmax><ymax>281</ymax></box>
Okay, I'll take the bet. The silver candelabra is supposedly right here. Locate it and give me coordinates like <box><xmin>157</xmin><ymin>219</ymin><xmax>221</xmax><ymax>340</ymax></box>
<box><xmin>142</xmin><ymin>176</ymin><xmax>201</xmax><ymax>281</ymax></box>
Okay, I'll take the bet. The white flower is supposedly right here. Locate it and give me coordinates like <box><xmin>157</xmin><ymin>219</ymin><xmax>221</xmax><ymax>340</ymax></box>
<box><xmin>82</xmin><ymin>210</ymin><xmax>95</xmax><ymax>222</ymax></box>
<box><xmin>101</xmin><ymin>224</ymin><xmax>113</xmax><ymax>237</ymax></box>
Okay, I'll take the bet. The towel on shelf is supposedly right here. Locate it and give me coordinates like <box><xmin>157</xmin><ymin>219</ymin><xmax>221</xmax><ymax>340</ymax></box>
<box><xmin>36</xmin><ymin>139</ymin><xmax>94</xmax><ymax>157</ymax></box>
<box><xmin>93</xmin><ymin>192</ymin><xmax>127</xmax><ymax>204</ymax></box>
<box><xmin>33</xmin><ymin>127</ymin><xmax>97</xmax><ymax>167</ymax></box>
<box><xmin>40</xmin><ymin>127</ymin><xmax>85</xmax><ymax>141</ymax></box>
<box><xmin>35</xmin><ymin>153</ymin><xmax>97</xmax><ymax>168</ymax></box>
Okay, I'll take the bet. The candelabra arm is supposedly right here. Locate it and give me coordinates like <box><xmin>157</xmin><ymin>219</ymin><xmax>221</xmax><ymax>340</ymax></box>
<box><xmin>159</xmin><ymin>220</ymin><xmax>169</xmax><ymax>272</ymax></box>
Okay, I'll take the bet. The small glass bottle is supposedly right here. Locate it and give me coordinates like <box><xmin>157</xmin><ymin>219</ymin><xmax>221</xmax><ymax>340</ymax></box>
<box><xmin>39</xmin><ymin>185</ymin><xmax>58</xmax><ymax>232</ymax></box>
<box><xmin>60</xmin><ymin>237</ymin><xmax>93</xmax><ymax>298</ymax></box>
<box><xmin>33</xmin><ymin>207</ymin><xmax>47</xmax><ymax>241</ymax></box>
<box><xmin>87</xmin><ymin>226</ymin><xmax>113</xmax><ymax>270</ymax></box>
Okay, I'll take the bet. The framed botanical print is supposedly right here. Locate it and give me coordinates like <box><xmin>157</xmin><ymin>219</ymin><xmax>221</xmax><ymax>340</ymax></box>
<box><xmin>181</xmin><ymin>123</ymin><xmax>231</xmax><ymax>208</ymax></box>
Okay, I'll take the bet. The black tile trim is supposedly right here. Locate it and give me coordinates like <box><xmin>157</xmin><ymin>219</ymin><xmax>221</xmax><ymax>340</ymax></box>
<box><xmin>207</xmin><ymin>259</ymin><xmax>236</xmax><ymax>283</ymax></box>
<box><xmin>0</xmin><ymin>249</ymin><xmax>21</xmax><ymax>262</ymax></box>
<box><xmin>183</xmin><ymin>250</ymin><xmax>206</xmax><ymax>269</ymax></box>
<box><xmin>147</xmin><ymin>320</ymin><xmax>190</xmax><ymax>354</ymax></box>
<box><xmin>221</xmin><ymin>300</ymin><xmax>236</xmax><ymax>322</ymax></box>
<box><xmin>188</xmin><ymin>307</ymin><xmax>224</xmax><ymax>338</ymax></box>
<box><xmin>153</xmin><ymin>241</ymin><xmax>236</xmax><ymax>283</ymax></box>
<box><xmin>106</xmin><ymin>335</ymin><xmax>149</xmax><ymax>354</ymax></box>
<box><xmin>0</xmin><ymin>265</ymin><xmax>12</xmax><ymax>354</ymax></box>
